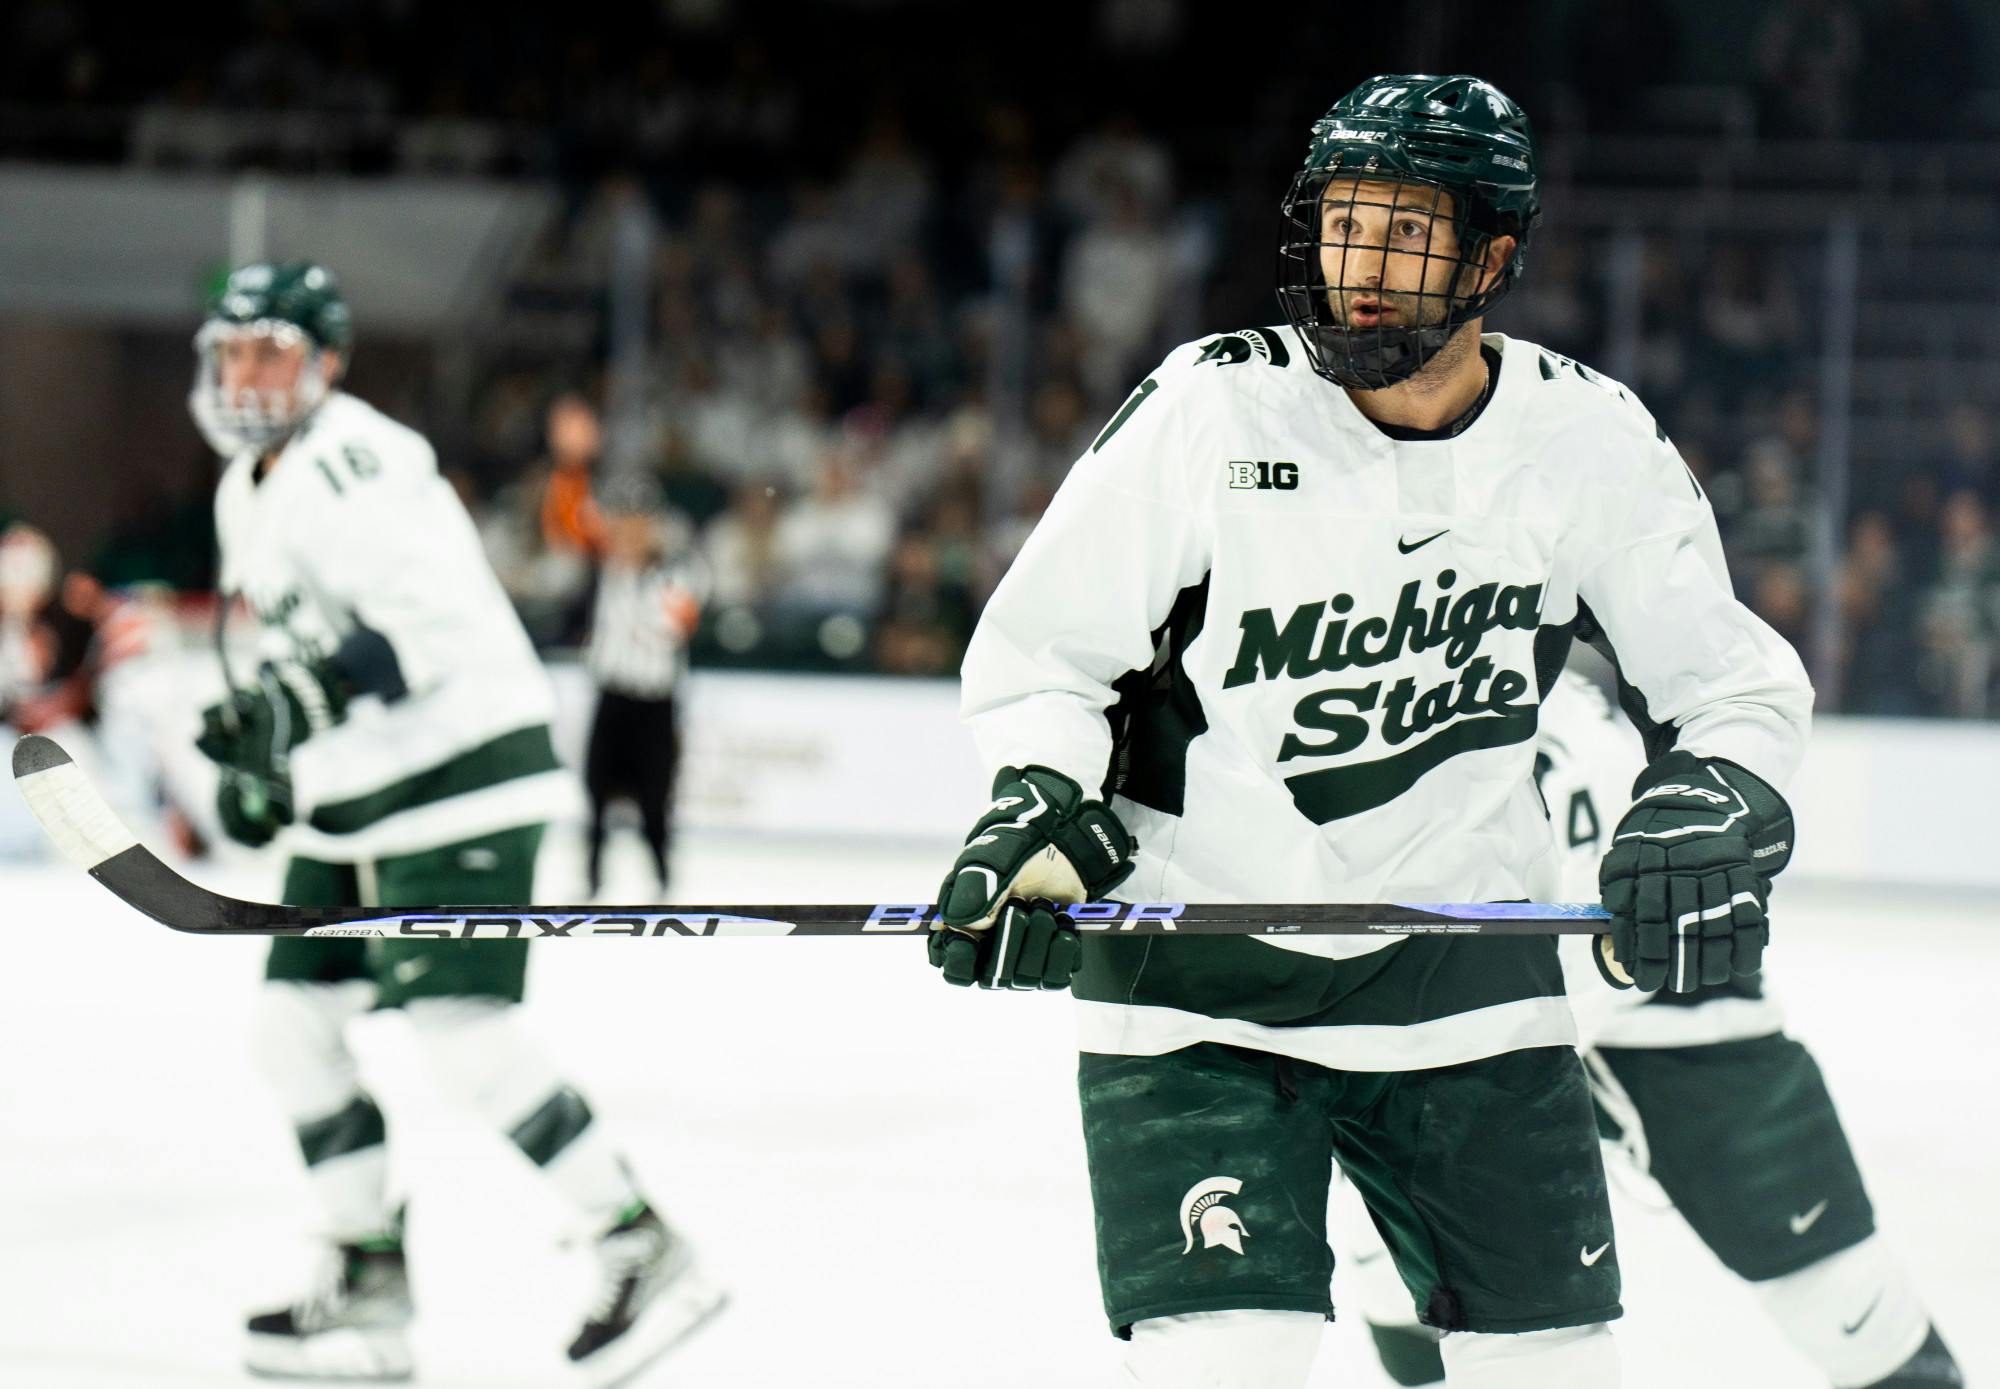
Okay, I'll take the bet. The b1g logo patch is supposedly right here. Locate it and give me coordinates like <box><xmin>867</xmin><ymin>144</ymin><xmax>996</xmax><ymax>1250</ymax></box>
<box><xmin>1180</xmin><ymin>1175</ymin><xmax>1250</xmax><ymax>1255</ymax></box>
<box><xmin>1227</xmin><ymin>460</ymin><xmax>1298</xmax><ymax>491</ymax></box>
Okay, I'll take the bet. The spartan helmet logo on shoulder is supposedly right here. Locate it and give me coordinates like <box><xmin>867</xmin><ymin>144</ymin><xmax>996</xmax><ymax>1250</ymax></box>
<box><xmin>1179</xmin><ymin>1176</ymin><xmax>1250</xmax><ymax>1256</ymax></box>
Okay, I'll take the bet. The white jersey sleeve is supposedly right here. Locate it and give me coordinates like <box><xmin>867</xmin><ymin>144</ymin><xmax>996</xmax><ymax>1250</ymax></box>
<box><xmin>1554</xmin><ymin>368</ymin><xmax>1814</xmax><ymax>788</ymax></box>
<box><xmin>961</xmin><ymin>343</ymin><xmax>1213</xmax><ymax>792</ymax></box>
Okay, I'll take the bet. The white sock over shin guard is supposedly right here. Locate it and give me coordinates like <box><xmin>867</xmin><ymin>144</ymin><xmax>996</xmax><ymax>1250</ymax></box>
<box><xmin>250</xmin><ymin>980</ymin><xmax>393</xmax><ymax>1240</ymax></box>
<box><xmin>1440</xmin><ymin>1323</ymin><xmax>1620</xmax><ymax>1388</ymax></box>
<box><xmin>1117</xmin><ymin>1310</ymin><xmax>1324</xmax><ymax>1389</ymax></box>
<box><xmin>404</xmin><ymin>998</ymin><xmax>640</xmax><ymax>1225</ymax></box>
<box><xmin>1753</xmin><ymin>1235</ymin><xmax>1932</xmax><ymax>1387</ymax></box>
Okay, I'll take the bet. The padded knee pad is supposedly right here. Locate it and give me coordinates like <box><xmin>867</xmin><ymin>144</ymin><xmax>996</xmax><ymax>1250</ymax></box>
<box><xmin>403</xmin><ymin>997</ymin><xmax>566</xmax><ymax>1131</ymax></box>
<box><xmin>1753</xmin><ymin>1235</ymin><xmax>1932</xmax><ymax>1387</ymax></box>
<box><xmin>1440</xmin><ymin>1323</ymin><xmax>1619</xmax><ymax>1388</ymax></box>
<box><xmin>1118</xmin><ymin>1309</ymin><xmax>1323</xmax><ymax>1389</ymax></box>
<box><xmin>249</xmin><ymin>980</ymin><xmax>377</xmax><ymax>1122</ymax></box>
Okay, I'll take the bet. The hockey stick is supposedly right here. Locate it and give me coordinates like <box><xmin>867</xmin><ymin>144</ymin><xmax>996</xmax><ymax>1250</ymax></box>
<box><xmin>210</xmin><ymin>586</ymin><xmax>292</xmax><ymax>824</ymax></box>
<box><xmin>12</xmin><ymin>734</ymin><xmax>1611</xmax><ymax>939</ymax></box>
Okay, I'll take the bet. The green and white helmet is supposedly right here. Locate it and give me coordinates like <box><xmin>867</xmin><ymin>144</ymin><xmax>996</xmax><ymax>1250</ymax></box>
<box><xmin>1276</xmin><ymin>74</ymin><xmax>1540</xmax><ymax>390</ymax></box>
<box><xmin>189</xmin><ymin>261</ymin><xmax>352</xmax><ymax>456</ymax></box>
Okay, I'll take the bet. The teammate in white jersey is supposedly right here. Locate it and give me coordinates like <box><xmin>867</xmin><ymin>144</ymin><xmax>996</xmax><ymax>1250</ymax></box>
<box><xmin>190</xmin><ymin>263</ymin><xmax>720</xmax><ymax>1384</ymax></box>
<box><xmin>1345</xmin><ymin>671</ymin><xmax>1962</xmax><ymax>1388</ymax></box>
<box><xmin>925</xmin><ymin>76</ymin><xmax>1812</xmax><ymax>1387</ymax></box>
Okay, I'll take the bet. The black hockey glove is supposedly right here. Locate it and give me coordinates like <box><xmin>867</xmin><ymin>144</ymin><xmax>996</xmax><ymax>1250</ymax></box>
<box><xmin>197</xmin><ymin>657</ymin><xmax>345</xmax><ymax>849</ymax></box>
<box><xmin>929</xmin><ymin>898</ymin><xmax>1085</xmax><ymax>990</ymax></box>
<box><xmin>215</xmin><ymin>768</ymin><xmax>289</xmax><ymax>848</ymax></box>
<box><xmin>197</xmin><ymin>658</ymin><xmax>349</xmax><ymax>784</ymax></box>
<box><xmin>929</xmin><ymin>765</ymin><xmax>1137</xmax><ymax>990</ymax></box>
<box><xmin>1595</xmin><ymin>751</ymin><xmax>1793</xmax><ymax>994</ymax></box>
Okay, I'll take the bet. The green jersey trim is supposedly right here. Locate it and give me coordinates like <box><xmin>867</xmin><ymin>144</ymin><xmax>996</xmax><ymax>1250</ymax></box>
<box><xmin>1072</xmin><ymin>995</ymin><xmax>1578</xmax><ymax>1073</ymax></box>
<box><xmin>1105</xmin><ymin>573</ymin><xmax>1212</xmax><ymax>815</ymax></box>
<box><xmin>307</xmin><ymin>725</ymin><xmax>561</xmax><ymax>835</ymax></box>
<box><xmin>1073</xmin><ymin>931</ymin><xmax>1565</xmax><ymax>1029</ymax></box>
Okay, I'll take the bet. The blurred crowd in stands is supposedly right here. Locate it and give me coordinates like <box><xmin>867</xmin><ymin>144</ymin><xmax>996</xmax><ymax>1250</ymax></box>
<box><xmin>459</xmin><ymin>101</ymin><xmax>1199</xmax><ymax>682</ymax></box>
<box><xmin>6</xmin><ymin>0</ymin><xmax>1987</xmax><ymax>167</ymax></box>
<box><xmin>4</xmin><ymin>0</ymin><xmax>1998</xmax><ymax>716</ymax></box>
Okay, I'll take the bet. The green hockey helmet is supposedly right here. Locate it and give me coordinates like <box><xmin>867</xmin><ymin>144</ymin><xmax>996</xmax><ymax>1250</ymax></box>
<box><xmin>1276</xmin><ymin>74</ymin><xmax>1541</xmax><ymax>390</ymax></box>
<box><xmin>190</xmin><ymin>261</ymin><xmax>351</xmax><ymax>456</ymax></box>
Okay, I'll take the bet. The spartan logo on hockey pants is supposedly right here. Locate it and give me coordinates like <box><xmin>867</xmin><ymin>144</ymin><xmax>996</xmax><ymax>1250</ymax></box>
<box><xmin>1180</xmin><ymin>1177</ymin><xmax>1250</xmax><ymax>1255</ymax></box>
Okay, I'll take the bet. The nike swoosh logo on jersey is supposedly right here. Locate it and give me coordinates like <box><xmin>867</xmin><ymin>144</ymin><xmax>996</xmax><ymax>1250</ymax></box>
<box><xmin>1397</xmin><ymin>529</ymin><xmax>1448</xmax><ymax>554</ymax></box>
<box><xmin>1789</xmin><ymin>1199</ymin><xmax>1829</xmax><ymax>1235</ymax></box>
<box><xmin>1842</xmin><ymin>1293</ymin><xmax>1882</xmax><ymax>1335</ymax></box>
<box><xmin>1580</xmin><ymin>1242</ymin><xmax>1611</xmax><ymax>1267</ymax></box>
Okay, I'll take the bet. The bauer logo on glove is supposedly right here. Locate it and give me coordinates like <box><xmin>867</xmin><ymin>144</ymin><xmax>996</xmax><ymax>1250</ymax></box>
<box><xmin>929</xmin><ymin>765</ymin><xmax>1137</xmax><ymax>991</ymax></box>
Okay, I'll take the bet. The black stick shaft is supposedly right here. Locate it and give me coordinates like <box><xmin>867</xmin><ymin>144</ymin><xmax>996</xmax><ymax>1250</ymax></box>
<box><xmin>16</xmin><ymin>733</ymin><xmax>1612</xmax><ymax>941</ymax></box>
<box><xmin>232</xmin><ymin>899</ymin><xmax>1609</xmax><ymax>939</ymax></box>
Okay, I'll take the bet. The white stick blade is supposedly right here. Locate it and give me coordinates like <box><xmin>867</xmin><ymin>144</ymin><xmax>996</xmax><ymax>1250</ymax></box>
<box><xmin>11</xmin><ymin>735</ymin><xmax>140</xmax><ymax>871</ymax></box>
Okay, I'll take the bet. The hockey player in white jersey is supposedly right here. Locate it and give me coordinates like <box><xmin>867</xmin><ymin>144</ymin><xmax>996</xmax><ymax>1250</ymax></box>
<box><xmin>926</xmin><ymin>76</ymin><xmax>1812</xmax><ymax>1387</ymax></box>
<box><xmin>1345</xmin><ymin>670</ymin><xmax>1963</xmax><ymax>1388</ymax></box>
<box><xmin>190</xmin><ymin>263</ymin><xmax>720</xmax><ymax>1383</ymax></box>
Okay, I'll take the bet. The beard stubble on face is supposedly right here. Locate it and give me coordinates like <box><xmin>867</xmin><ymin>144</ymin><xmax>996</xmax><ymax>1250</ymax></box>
<box><xmin>1394</xmin><ymin>317</ymin><xmax>1481</xmax><ymax>396</ymax></box>
<box><xmin>1323</xmin><ymin>233</ymin><xmax>1472</xmax><ymax>328</ymax></box>
<box><xmin>1321</xmin><ymin>238</ymin><xmax>1492</xmax><ymax>395</ymax></box>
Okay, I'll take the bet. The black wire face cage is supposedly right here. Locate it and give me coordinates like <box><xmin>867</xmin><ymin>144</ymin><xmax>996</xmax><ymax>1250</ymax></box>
<box><xmin>1277</xmin><ymin>157</ymin><xmax>1522</xmax><ymax>391</ymax></box>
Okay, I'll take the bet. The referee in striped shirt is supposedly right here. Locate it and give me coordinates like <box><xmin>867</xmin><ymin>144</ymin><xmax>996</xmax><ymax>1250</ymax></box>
<box><xmin>583</xmin><ymin>476</ymin><xmax>706</xmax><ymax>897</ymax></box>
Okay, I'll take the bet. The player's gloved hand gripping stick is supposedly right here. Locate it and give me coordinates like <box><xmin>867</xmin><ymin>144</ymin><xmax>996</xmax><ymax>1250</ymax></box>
<box><xmin>198</xmin><ymin>591</ymin><xmax>397</xmax><ymax>851</ymax></box>
<box><xmin>196</xmin><ymin>658</ymin><xmax>349</xmax><ymax>845</ymax></box>
<box><xmin>196</xmin><ymin>591</ymin><xmax>356</xmax><ymax>848</ymax></box>
<box><xmin>929</xmin><ymin>765</ymin><xmax>1138</xmax><ymax>989</ymax></box>
<box><xmin>1596</xmin><ymin>750</ymin><xmax>1794</xmax><ymax>994</ymax></box>
<box><xmin>197</xmin><ymin>656</ymin><xmax>354</xmax><ymax>844</ymax></box>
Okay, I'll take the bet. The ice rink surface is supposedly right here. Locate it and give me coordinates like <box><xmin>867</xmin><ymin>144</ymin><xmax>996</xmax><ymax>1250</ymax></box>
<box><xmin>2</xmin><ymin>828</ymin><xmax>1995</xmax><ymax>1388</ymax></box>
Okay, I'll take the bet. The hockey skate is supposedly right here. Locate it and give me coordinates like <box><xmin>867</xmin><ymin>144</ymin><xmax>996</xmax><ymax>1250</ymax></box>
<box><xmin>567</xmin><ymin>1204</ymin><xmax>726</xmax><ymax>1387</ymax></box>
<box><xmin>245</xmin><ymin>1242</ymin><xmax>414</xmax><ymax>1381</ymax></box>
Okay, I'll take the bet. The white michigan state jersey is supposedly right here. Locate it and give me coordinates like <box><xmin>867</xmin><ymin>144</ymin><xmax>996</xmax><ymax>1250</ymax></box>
<box><xmin>1539</xmin><ymin>670</ymin><xmax>1788</xmax><ymax>1048</ymax></box>
<box><xmin>215</xmin><ymin>391</ymin><xmax>572</xmax><ymax>861</ymax></box>
<box><xmin>964</xmin><ymin>325</ymin><xmax>1812</xmax><ymax>1006</ymax></box>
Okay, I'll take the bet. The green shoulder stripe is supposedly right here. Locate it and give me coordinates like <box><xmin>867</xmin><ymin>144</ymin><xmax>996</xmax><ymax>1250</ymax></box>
<box><xmin>308</xmin><ymin>724</ymin><xmax>561</xmax><ymax>835</ymax></box>
<box><xmin>1092</xmin><ymin>378</ymin><xmax>1160</xmax><ymax>453</ymax></box>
